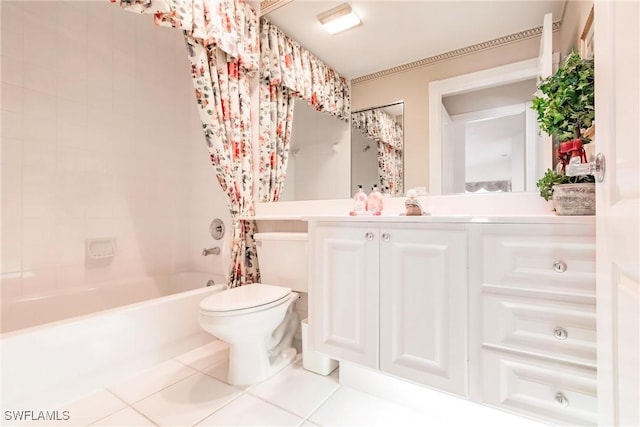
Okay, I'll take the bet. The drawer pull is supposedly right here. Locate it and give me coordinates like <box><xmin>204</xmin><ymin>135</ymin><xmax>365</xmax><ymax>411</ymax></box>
<box><xmin>553</xmin><ymin>260</ymin><xmax>567</xmax><ymax>273</ymax></box>
<box><xmin>554</xmin><ymin>392</ymin><xmax>569</xmax><ymax>407</ymax></box>
<box><xmin>365</xmin><ymin>232</ymin><xmax>375</xmax><ymax>241</ymax></box>
<box><xmin>553</xmin><ymin>327</ymin><xmax>569</xmax><ymax>340</ymax></box>
<box><xmin>382</xmin><ymin>233</ymin><xmax>391</xmax><ymax>241</ymax></box>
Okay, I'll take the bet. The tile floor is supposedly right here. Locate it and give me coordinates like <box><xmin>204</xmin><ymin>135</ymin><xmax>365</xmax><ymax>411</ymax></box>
<box><xmin>22</xmin><ymin>340</ymin><xmax>542</xmax><ymax>427</ymax></box>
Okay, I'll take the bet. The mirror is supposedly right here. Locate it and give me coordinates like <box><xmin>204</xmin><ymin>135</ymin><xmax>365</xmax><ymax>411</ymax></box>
<box><xmin>264</xmin><ymin>1</ymin><xmax>567</xmax><ymax>199</ymax></box>
<box><xmin>351</xmin><ymin>102</ymin><xmax>404</xmax><ymax>196</ymax></box>
<box><xmin>440</xmin><ymin>75</ymin><xmax>541</xmax><ymax>194</ymax></box>
<box><xmin>278</xmin><ymin>100</ymin><xmax>403</xmax><ymax>201</ymax></box>
<box><xmin>279</xmin><ymin>99</ymin><xmax>351</xmax><ymax>201</ymax></box>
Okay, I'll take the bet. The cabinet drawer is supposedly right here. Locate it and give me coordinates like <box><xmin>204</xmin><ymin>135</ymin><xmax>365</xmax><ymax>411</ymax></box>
<box><xmin>482</xmin><ymin>349</ymin><xmax>597</xmax><ymax>426</ymax></box>
<box><xmin>482</xmin><ymin>294</ymin><xmax>596</xmax><ymax>366</ymax></box>
<box><xmin>482</xmin><ymin>230</ymin><xmax>596</xmax><ymax>297</ymax></box>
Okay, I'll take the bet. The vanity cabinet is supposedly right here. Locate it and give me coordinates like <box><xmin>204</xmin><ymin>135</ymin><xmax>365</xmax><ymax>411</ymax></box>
<box><xmin>470</xmin><ymin>223</ymin><xmax>597</xmax><ymax>426</ymax></box>
<box><xmin>309</xmin><ymin>221</ymin><xmax>468</xmax><ymax>397</ymax></box>
<box><xmin>309</xmin><ymin>223</ymin><xmax>380</xmax><ymax>368</ymax></box>
<box><xmin>308</xmin><ymin>217</ymin><xmax>597</xmax><ymax>426</ymax></box>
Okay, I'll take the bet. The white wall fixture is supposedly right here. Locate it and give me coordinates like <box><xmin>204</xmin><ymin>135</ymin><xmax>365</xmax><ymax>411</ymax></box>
<box><xmin>85</xmin><ymin>238</ymin><xmax>117</xmax><ymax>265</ymax></box>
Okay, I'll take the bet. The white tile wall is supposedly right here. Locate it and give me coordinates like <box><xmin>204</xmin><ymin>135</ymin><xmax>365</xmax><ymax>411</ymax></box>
<box><xmin>1</xmin><ymin>1</ymin><xmax>230</xmax><ymax>306</ymax></box>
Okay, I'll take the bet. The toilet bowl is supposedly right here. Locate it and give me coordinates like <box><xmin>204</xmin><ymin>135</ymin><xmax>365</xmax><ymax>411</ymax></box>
<box><xmin>199</xmin><ymin>283</ymin><xmax>299</xmax><ymax>385</ymax></box>
<box><xmin>198</xmin><ymin>232</ymin><xmax>309</xmax><ymax>386</ymax></box>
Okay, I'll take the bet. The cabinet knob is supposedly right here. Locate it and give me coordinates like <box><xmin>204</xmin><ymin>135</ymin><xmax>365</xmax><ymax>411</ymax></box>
<box><xmin>382</xmin><ymin>233</ymin><xmax>391</xmax><ymax>241</ymax></box>
<box><xmin>553</xmin><ymin>327</ymin><xmax>568</xmax><ymax>340</ymax></box>
<box><xmin>365</xmin><ymin>232</ymin><xmax>374</xmax><ymax>241</ymax></box>
<box><xmin>554</xmin><ymin>392</ymin><xmax>569</xmax><ymax>407</ymax></box>
<box><xmin>553</xmin><ymin>260</ymin><xmax>567</xmax><ymax>273</ymax></box>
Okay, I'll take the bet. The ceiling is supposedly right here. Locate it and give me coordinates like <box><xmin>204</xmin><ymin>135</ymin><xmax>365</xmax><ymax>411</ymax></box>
<box><xmin>264</xmin><ymin>1</ymin><xmax>566</xmax><ymax>79</ymax></box>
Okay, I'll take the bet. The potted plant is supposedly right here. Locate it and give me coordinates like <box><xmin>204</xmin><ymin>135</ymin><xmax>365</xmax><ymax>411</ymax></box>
<box><xmin>536</xmin><ymin>169</ymin><xmax>595</xmax><ymax>215</ymax></box>
<box><xmin>532</xmin><ymin>51</ymin><xmax>596</xmax><ymax>215</ymax></box>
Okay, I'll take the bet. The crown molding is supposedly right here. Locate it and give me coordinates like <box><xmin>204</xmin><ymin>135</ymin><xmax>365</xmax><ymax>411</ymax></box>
<box><xmin>352</xmin><ymin>21</ymin><xmax>562</xmax><ymax>84</ymax></box>
<box><xmin>259</xmin><ymin>0</ymin><xmax>292</xmax><ymax>16</ymax></box>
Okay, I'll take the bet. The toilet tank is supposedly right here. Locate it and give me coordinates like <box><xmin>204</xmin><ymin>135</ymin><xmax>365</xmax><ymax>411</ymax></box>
<box><xmin>254</xmin><ymin>232</ymin><xmax>308</xmax><ymax>293</ymax></box>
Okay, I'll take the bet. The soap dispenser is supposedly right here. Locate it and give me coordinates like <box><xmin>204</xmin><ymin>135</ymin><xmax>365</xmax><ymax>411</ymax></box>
<box><xmin>352</xmin><ymin>185</ymin><xmax>367</xmax><ymax>214</ymax></box>
<box><xmin>367</xmin><ymin>185</ymin><xmax>384</xmax><ymax>213</ymax></box>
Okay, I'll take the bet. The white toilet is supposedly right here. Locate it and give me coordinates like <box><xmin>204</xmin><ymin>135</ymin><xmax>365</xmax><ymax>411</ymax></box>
<box><xmin>199</xmin><ymin>232</ymin><xmax>308</xmax><ymax>385</ymax></box>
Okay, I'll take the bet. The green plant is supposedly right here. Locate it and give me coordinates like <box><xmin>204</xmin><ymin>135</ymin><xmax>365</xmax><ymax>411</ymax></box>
<box><xmin>536</xmin><ymin>168</ymin><xmax>596</xmax><ymax>201</ymax></box>
<box><xmin>531</xmin><ymin>51</ymin><xmax>595</xmax><ymax>143</ymax></box>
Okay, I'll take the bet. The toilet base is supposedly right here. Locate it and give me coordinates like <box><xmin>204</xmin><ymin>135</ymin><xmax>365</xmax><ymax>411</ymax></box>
<box><xmin>228</xmin><ymin>344</ymin><xmax>297</xmax><ymax>385</ymax></box>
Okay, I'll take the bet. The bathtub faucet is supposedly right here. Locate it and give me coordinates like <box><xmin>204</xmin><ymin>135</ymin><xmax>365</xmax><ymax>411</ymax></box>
<box><xmin>202</xmin><ymin>247</ymin><xmax>221</xmax><ymax>256</ymax></box>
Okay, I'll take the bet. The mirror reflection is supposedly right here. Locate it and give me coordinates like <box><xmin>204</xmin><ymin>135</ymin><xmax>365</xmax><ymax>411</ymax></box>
<box><xmin>279</xmin><ymin>100</ymin><xmax>404</xmax><ymax>201</ymax></box>
<box><xmin>279</xmin><ymin>99</ymin><xmax>351</xmax><ymax>201</ymax></box>
<box><xmin>441</xmin><ymin>79</ymin><xmax>538</xmax><ymax>194</ymax></box>
<box><xmin>265</xmin><ymin>1</ymin><xmax>570</xmax><ymax>199</ymax></box>
<box><xmin>351</xmin><ymin>102</ymin><xmax>404</xmax><ymax>196</ymax></box>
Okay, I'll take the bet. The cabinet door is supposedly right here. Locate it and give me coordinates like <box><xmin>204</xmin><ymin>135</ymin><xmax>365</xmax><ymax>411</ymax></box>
<box><xmin>379</xmin><ymin>226</ymin><xmax>468</xmax><ymax>396</ymax></box>
<box><xmin>310</xmin><ymin>223</ymin><xmax>379</xmax><ymax>368</ymax></box>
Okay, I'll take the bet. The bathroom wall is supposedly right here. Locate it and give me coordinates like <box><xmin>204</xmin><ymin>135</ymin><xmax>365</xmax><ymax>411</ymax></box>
<box><xmin>558</xmin><ymin>0</ymin><xmax>594</xmax><ymax>57</ymax></box>
<box><xmin>1</xmin><ymin>1</ymin><xmax>229</xmax><ymax>303</ymax></box>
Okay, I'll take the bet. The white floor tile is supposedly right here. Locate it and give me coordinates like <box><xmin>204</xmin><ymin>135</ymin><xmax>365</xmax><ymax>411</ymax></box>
<box><xmin>90</xmin><ymin>407</ymin><xmax>156</xmax><ymax>426</ymax></box>
<box><xmin>132</xmin><ymin>372</ymin><xmax>242</xmax><ymax>427</ymax></box>
<box><xmin>437</xmin><ymin>401</ymin><xmax>548</xmax><ymax>427</ymax></box>
<box><xmin>176</xmin><ymin>340</ymin><xmax>229</xmax><ymax>372</ymax></box>
<box><xmin>249</xmin><ymin>361</ymin><xmax>339</xmax><ymax>418</ymax></box>
<box><xmin>200</xmin><ymin>357</ymin><xmax>234</xmax><ymax>387</ymax></box>
<box><xmin>54</xmin><ymin>389</ymin><xmax>127</xmax><ymax>426</ymax></box>
<box><xmin>309</xmin><ymin>386</ymin><xmax>453</xmax><ymax>427</ymax></box>
<box><xmin>196</xmin><ymin>394</ymin><xmax>303</xmax><ymax>426</ymax></box>
<box><xmin>107</xmin><ymin>359</ymin><xmax>198</xmax><ymax>404</ymax></box>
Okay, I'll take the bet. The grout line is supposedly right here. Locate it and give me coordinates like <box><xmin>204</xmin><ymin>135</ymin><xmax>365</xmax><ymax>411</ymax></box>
<box><xmin>189</xmin><ymin>386</ymin><xmax>248</xmax><ymax>427</ymax></box>
<box><xmin>302</xmin><ymin>383</ymin><xmax>341</xmax><ymax>426</ymax></box>
<box><xmin>84</xmin><ymin>389</ymin><xmax>132</xmax><ymax>426</ymax></box>
<box><xmin>106</xmin><ymin>361</ymin><xmax>201</xmax><ymax>406</ymax></box>
<box><xmin>247</xmin><ymin>393</ymin><xmax>308</xmax><ymax>424</ymax></box>
<box><xmin>128</xmin><ymin>406</ymin><xmax>160</xmax><ymax>427</ymax></box>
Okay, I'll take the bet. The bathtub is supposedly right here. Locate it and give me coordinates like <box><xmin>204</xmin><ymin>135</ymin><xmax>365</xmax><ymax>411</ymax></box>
<box><xmin>0</xmin><ymin>272</ymin><xmax>226</xmax><ymax>412</ymax></box>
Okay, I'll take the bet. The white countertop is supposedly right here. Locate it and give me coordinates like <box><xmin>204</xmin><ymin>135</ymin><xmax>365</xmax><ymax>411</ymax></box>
<box><xmin>247</xmin><ymin>193</ymin><xmax>596</xmax><ymax>225</ymax></box>
<box><xmin>241</xmin><ymin>214</ymin><xmax>595</xmax><ymax>224</ymax></box>
<box><xmin>301</xmin><ymin>214</ymin><xmax>596</xmax><ymax>224</ymax></box>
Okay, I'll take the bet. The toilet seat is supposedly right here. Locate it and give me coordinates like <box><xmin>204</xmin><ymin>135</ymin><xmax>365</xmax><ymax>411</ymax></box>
<box><xmin>200</xmin><ymin>283</ymin><xmax>292</xmax><ymax>316</ymax></box>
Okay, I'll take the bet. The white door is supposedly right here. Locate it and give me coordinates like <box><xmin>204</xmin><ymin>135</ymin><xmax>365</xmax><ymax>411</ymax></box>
<box><xmin>594</xmin><ymin>1</ymin><xmax>640</xmax><ymax>425</ymax></box>
<box><xmin>537</xmin><ymin>12</ymin><xmax>554</xmax><ymax>177</ymax></box>
<box><xmin>309</xmin><ymin>223</ymin><xmax>379</xmax><ymax>368</ymax></box>
<box><xmin>379</xmin><ymin>225</ymin><xmax>468</xmax><ymax>397</ymax></box>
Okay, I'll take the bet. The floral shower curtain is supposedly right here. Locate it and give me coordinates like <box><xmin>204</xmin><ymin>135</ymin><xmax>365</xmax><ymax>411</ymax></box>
<box><xmin>112</xmin><ymin>0</ymin><xmax>261</xmax><ymax>287</ymax></box>
<box><xmin>260</xmin><ymin>18</ymin><xmax>350</xmax><ymax>120</ymax></box>
<box><xmin>186</xmin><ymin>39</ymin><xmax>259</xmax><ymax>287</ymax></box>
<box><xmin>352</xmin><ymin>109</ymin><xmax>403</xmax><ymax>195</ymax></box>
<box><xmin>257</xmin><ymin>81</ymin><xmax>295</xmax><ymax>202</ymax></box>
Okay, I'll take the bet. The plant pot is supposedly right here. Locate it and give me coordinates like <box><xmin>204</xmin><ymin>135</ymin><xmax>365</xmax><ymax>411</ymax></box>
<box><xmin>552</xmin><ymin>183</ymin><xmax>596</xmax><ymax>216</ymax></box>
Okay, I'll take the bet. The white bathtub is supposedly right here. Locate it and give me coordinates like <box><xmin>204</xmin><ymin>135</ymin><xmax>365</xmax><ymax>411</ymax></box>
<box><xmin>0</xmin><ymin>272</ymin><xmax>226</xmax><ymax>411</ymax></box>
<box><xmin>1</xmin><ymin>272</ymin><xmax>225</xmax><ymax>333</ymax></box>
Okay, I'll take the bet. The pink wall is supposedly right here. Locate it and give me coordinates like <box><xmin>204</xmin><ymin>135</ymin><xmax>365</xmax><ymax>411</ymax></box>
<box><xmin>1</xmin><ymin>1</ymin><xmax>229</xmax><ymax>304</ymax></box>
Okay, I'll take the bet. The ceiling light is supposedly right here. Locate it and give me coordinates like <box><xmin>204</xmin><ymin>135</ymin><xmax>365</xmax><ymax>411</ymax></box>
<box><xmin>317</xmin><ymin>3</ymin><xmax>361</xmax><ymax>35</ymax></box>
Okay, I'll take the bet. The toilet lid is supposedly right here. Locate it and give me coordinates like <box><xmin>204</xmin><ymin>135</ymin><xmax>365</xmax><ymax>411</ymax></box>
<box><xmin>200</xmin><ymin>283</ymin><xmax>291</xmax><ymax>313</ymax></box>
